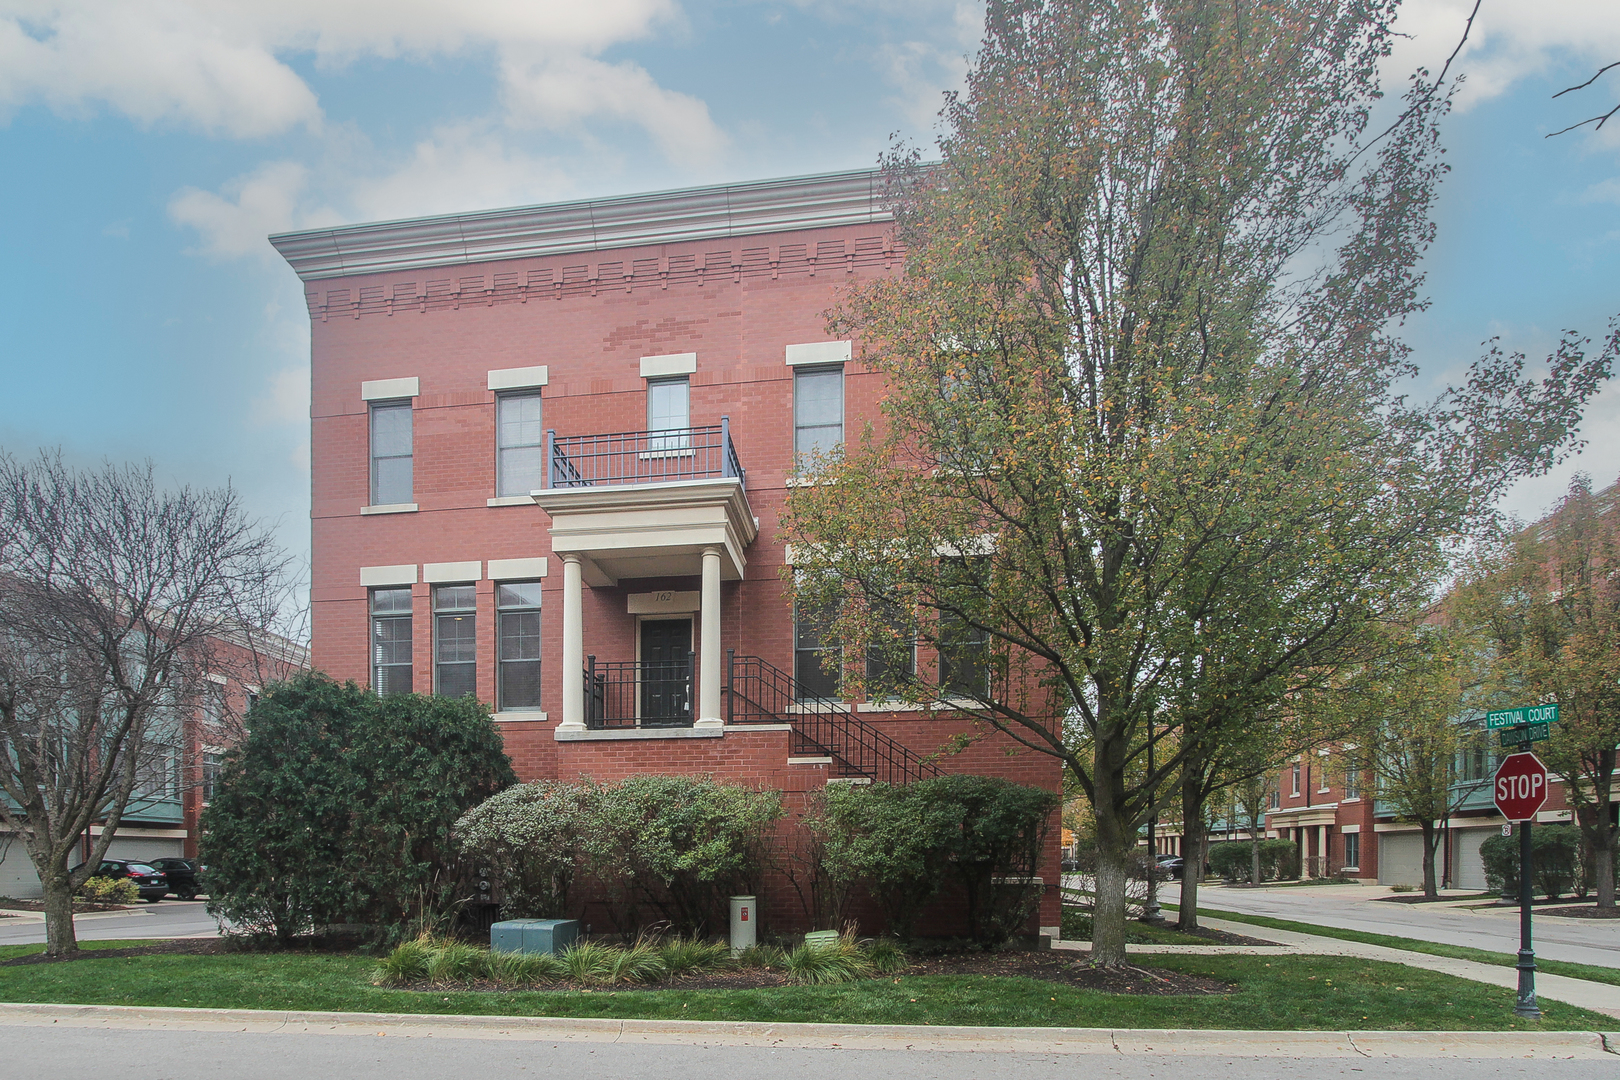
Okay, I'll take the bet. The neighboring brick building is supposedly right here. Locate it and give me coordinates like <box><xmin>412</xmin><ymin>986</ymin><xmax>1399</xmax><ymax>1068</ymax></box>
<box><xmin>269</xmin><ymin>169</ymin><xmax>1064</xmax><ymax>936</ymax></box>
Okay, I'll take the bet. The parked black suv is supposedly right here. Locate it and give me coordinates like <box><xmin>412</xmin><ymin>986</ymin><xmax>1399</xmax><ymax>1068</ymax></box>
<box><xmin>71</xmin><ymin>859</ymin><xmax>168</xmax><ymax>902</ymax></box>
<box><xmin>149</xmin><ymin>857</ymin><xmax>205</xmax><ymax>900</ymax></box>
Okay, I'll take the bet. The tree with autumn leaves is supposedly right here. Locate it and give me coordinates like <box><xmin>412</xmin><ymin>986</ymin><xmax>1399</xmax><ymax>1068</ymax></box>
<box><xmin>1459</xmin><ymin>477</ymin><xmax>1620</xmax><ymax>909</ymax></box>
<box><xmin>785</xmin><ymin>0</ymin><xmax>1612</xmax><ymax>966</ymax></box>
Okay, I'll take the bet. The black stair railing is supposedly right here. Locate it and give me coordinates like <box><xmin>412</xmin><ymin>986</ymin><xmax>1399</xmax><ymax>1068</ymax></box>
<box><xmin>725</xmin><ymin>650</ymin><xmax>941</xmax><ymax>786</ymax></box>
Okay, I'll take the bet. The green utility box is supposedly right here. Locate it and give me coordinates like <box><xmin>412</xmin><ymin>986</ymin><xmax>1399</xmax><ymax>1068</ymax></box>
<box><xmin>490</xmin><ymin>918</ymin><xmax>580</xmax><ymax>955</ymax></box>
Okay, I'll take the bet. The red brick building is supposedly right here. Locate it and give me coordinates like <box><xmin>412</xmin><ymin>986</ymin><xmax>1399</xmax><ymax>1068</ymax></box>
<box><xmin>270</xmin><ymin>169</ymin><xmax>1063</xmax><ymax>936</ymax></box>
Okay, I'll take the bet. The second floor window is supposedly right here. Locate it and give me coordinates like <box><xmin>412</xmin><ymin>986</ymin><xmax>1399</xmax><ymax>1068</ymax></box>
<box><xmin>497</xmin><ymin>581</ymin><xmax>543</xmax><ymax>710</ymax></box>
<box><xmin>1291</xmin><ymin>761</ymin><xmax>1302</xmax><ymax>796</ymax></box>
<box><xmin>370</xmin><ymin>400</ymin><xmax>413</xmax><ymax>505</ymax></box>
<box><xmin>864</xmin><ymin>596</ymin><xmax>916</xmax><ymax>691</ymax></box>
<box><xmin>201</xmin><ymin>750</ymin><xmax>224</xmax><ymax>802</ymax></box>
<box><xmin>647</xmin><ymin>376</ymin><xmax>691</xmax><ymax>452</ymax></box>
<box><xmin>794</xmin><ymin>365</ymin><xmax>843</xmax><ymax>464</ymax></box>
<box><xmin>1343</xmin><ymin>761</ymin><xmax>1361</xmax><ymax>800</ymax></box>
<box><xmin>435</xmin><ymin>585</ymin><xmax>476</xmax><ymax>698</ymax></box>
<box><xmin>371</xmin><ymin>587</ymin><xmax>413</xmax><ymax>695</ymax></box>
<box><xmin>497</xmin><ymin>392</ymin><xmax>544</xmax><ymax>496</ymax></box>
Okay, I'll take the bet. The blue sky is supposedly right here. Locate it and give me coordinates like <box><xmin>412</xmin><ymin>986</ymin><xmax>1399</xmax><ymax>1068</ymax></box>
<box><xmin>2</xmin><ymin>0</ymin><xmax>1618</xmax><ymax>582</ymax></box>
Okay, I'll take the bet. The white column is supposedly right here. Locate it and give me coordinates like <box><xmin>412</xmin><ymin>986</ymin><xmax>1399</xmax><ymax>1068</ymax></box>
<box><xmin>558</xmin><ymin>554</ymin><xmax>585</xmax><ymax>732</ymax></box>
<box><xmin>695</xmin><ymin>546</ymin><xmax>723</xmax><ymax>727</ymax></box>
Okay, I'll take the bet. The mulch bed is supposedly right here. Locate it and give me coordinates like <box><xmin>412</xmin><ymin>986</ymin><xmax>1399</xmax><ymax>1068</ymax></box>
<box><xmin>1164</xmin><ymin>926</ymin><xmax>1274</xmax><ymax>946</ymax></box>
<box><xmin>1373</xmin><ymin>893</ymin><xmax>1497</xmax><ymax>905</ymax></box>
<box><xmin>1540</xmin><ymin>904</ymin><xmax>1620</xmax><ymax>919</ymax></box>
<box><xmin>1</xmin><ymin>939</ymin><xmax>1233</xmax><ymax>995</ymax></box>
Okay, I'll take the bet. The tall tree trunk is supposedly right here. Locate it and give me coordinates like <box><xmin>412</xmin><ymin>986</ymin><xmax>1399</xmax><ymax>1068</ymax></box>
<box><xmin>1251</xmin><ymin>829</ymin><xmax>1262</xmax><ymax>884</ymax></box>
<box><xmin>1178</xmin><ymin>822</ymin><xmax>1207</xmax><ymax>933</ymax></box>
<box><xmin>1177</xmin><ymin>776</ymin><xmax>1207</xmax><ymax>932</ymax></box>
<box><xmin>1581</xmin><ymin>750</ymin><xmax>1616</xmax><ymax>911</ymax></box>
<box><xmin>39</xmin><ymin>858</ymin><xmax>79</xmax><ymax>957</ymax></box>
<box><xmin>1090</xmin><ymin>801</ymin><xmax>1132</xmax><ymax>967</ymax></box>
<box><xmin>1420</xmin><ymin>822</ymin><xmax>1440</xmax><ymax>899</ymax></box>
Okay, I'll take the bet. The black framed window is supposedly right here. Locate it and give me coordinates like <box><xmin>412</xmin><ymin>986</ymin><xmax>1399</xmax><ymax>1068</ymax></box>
<box><xmin>937</xmin><ymin>558</ymin><xmax>989</xmax><ymax>699</ymax></box>
<box><xmin>370</xmin><ymin>401</ymin><xmax>413</xmax><ymax>505</ymax></box>
<box><xmin>371</xmin><ymin>587</ymin><xmax>413</xmax><ymax>695</ymax></box>
<box><xmin>497</xmin><ymin>581</ymin><xmax>543</xmax><ymax>710</ymax></box>
<box><xmin>793</xmin><ymin>598</ymin><xmax>842</xmax><ymax>702</ymax></box>
<box><xmin>1343</xmin><ymin>832</ymin><xmax>1360</xmax><ymax>869</ymax></box>
<box><xmin>864</xmin><ymin>596</ymin><xmax>916</xmax><ymax>689</ymax></box>
<box><xmin>201</xmin><ymin>750</ymin><xmax>224</xmax><ymax>802</ymax></box>
<box><xmin>435</xmin><ymin>585</ymin><xmax>476</xmax><ymax>698</ymax></box>
<box><xmin>496</xmin><ymin>392</ymin><xmax>545</xmax><ymax>496</ymax></box>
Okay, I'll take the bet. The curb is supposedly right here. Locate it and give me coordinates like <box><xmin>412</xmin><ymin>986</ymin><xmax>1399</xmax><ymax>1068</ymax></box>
<box><xmin>0</xmin><ymin>1003</ymin><xmax>1610</xmax><ymax>1057</ymax></box>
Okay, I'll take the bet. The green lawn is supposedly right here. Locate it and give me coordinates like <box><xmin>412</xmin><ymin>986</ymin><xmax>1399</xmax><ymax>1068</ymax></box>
<box><xmin>1180</xmin><ymin>906</ymin><xmax>1620</xmax><ymax>989</ymax></box>
<box><xmin>0</xmin><ymin>941</ymin><xmax>1609</xmax><ymax>1031</ymax></box>
<box><xmin>1060</xmin><ymin>909</ymin><xmax>1246</xmax><ymax>946</ymax></box>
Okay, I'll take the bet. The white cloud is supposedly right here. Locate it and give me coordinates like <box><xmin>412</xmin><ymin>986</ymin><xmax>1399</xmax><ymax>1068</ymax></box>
<box><xmin>168</xmin><ymin>161</ymin><xmax>338</xmax><ymax>259</ymax></box>
<box><xmin>0</xmin><ymin>1</ymin><xmax>686</xmax><ymax>138</ymax></box>
<box><xmin>877</xmin><ymin>2</ymin><xmax>980</xmax><ymax>129</ymax></box>
<box><xmin>1395</xmin><ymin>1</ymin><xmax>1620</xmax><ymax>113</ymax></box>
<box><xmin>501</xmin><ymin>54</ymin><xmax>726</xmax><ymax>166</ymax></box>
<box><xmin>1497</xmin><ymin>376</ymin><xmax>1620</xmax><ymax>521</ymax></box>
<box><xmin>345</xmin><ymin>123</ymin><xmax>578</xmax><ymax>222</ymax></box>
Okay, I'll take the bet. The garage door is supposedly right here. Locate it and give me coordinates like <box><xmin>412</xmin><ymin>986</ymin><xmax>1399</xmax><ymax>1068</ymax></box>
<box><xmin>1378</xmin><ymin>832</ymin><xmax>1424</xmax><ymax>887</ymax></box>
<box><xmin>0</xmin><ymin>834</ymin><xmax>42</xmax><ymax>899</ymax></box>
<box><xmin>1452</xmin><ymin>828</ymin><xmax>1494</xmax><ymax>892</ymax></box>
<box><xmin>103</xmin><ymin>837</ymin><xmax>184</xmax><ymax>865</ymax></box>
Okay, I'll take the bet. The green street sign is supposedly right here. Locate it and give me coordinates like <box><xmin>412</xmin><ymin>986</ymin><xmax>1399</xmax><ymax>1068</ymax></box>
<box><xmin>1487</xmin><ymin>704</ymin><xmax>1559</xmax><ymax>730</ymax></box>
<box><xmin>1499</xmin><ymin>722</ymin><xmax>1551</xmax><ymax>747</ymax></box>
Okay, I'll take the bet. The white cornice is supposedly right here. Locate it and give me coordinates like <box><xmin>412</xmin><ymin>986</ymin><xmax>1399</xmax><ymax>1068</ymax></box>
<box><xmin>269</xmin><ymin>168</ymin><xmax>892</xmax><ymax>283</ymax></box>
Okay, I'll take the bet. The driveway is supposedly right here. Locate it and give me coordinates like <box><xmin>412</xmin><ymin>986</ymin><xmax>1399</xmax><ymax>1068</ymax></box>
<box><xmin>0</xmin><ymin>900</ymin><xmax>220</xmax><ymax>947</ymax></box>
<box><xmin>1171</xmin><ymin>883</ymin><xmax>1620</xmax><ymax>969</ymax></box>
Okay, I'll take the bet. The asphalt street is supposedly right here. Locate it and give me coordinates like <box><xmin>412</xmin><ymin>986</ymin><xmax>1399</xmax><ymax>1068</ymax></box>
<box><xmin>1168</xmin><ymin>883</ymin><xmax>1620</xmax><ymax>969</ymax></box>
<box><xmin>2</xmin><ymin>1026</ymin><xmax>1616</xmax><ymax>1080</ymax></box>
<box><xmin>0</xmin><ymin>900</ymin><xmax>220</xmax><ymax>946</ymax></box>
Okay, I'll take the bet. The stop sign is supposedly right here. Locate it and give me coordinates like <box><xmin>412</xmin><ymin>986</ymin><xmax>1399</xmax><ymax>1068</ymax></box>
<box><xmin>1494</xmin><ymin>751</ymin><xmax>1549</xmax><ymax>822</ymax></box>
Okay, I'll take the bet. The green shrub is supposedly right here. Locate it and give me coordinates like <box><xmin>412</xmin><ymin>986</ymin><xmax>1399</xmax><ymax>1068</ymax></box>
<box><xmin>75</xmin><ymin>876</ymin><xmax>140</xmax><ymax>904</ymax></box>
<box><xmin>454</xmin><ymin>781</ymin><xmax>597</xmax><ymax>918</ymax></box>
<box><xmin>784</xmin><ymin>931</ymin><xmax>872</xmax><ymax>984</ymax></box>
<box><xmin>815</xmin><ymin>775</ymin><xmax>1056</xmax><ymax>941</ymax></box>
<box><xmin>201</xmin><ymin>674</ymin><xmax>516</xmax><ymax>944</ymax></box>
<box><xmin>1258</xmin><ymin>837</ymin><xmax>1300</xmax><ymax>880</ymax></box>
<box><xmin>1482</xmin><ymin>824</ymin><xmax>1582</xmax><ymax>898</ymax></box>
<box><xmin>1207</xmin><ymin>841</ymin><xmax>1254</xmax><ymax>882</ymax></box>
<box><xmin>583</xmin><ymin>775</ymin><xmax>783</xmax><ymax>937</ymax></box>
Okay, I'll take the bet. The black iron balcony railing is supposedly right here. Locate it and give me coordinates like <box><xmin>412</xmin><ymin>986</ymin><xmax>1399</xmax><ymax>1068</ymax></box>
<box><xmin>584</xmin><ymin>655</ymin><xmax>694</xmax><ymax>729</ymax></box>
<box><xmin>725</xmin><ymin>651</ymin><xmax>942</xmax><ymax>786</ymax></box>
<box><xmin>547</xmin><ymin>417</ymin><xmax>746</xmax><ymax>491</ymax></box>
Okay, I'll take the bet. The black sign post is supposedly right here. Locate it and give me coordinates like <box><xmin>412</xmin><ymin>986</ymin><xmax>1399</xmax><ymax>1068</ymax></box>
<box><xmin>1514</xmin><ymin>821</ymin><xmax>1540</xmax><ymax>1019</ymax></box>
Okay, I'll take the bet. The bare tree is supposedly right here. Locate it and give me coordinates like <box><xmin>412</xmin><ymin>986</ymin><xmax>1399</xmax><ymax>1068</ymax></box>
<box><xmin>1547</xmin><ymin>63</ymin><xmax>1620</xmax><ymax>138</ymax></box>
<box><xmin>0</xmin><ymin>451</ymin><xmax>290</xmax><ymax>955</ymax></box>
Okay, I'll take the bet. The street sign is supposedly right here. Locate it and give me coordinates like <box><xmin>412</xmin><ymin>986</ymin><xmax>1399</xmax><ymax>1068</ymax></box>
<box><xmin>1487</xmin><ymin>703</ymin><xmax>1559</xmax><ymax>730</ymax></box>
<box><xmin>1494</xmin><ymin>752</ymin><xmax>1549</xmax><ymax>822</ymax></box>
<box><xmin>1498</xmin><ymin>722</ymin><xmax>1551</xmax><ymax>747</ymax></box>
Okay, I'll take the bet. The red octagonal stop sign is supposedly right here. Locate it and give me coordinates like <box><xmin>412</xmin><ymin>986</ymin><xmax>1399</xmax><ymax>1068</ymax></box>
<box><xmin>1494</xmin><ymin>751</ymin><xmax>1549</xmax><ymax>822</ymax></box>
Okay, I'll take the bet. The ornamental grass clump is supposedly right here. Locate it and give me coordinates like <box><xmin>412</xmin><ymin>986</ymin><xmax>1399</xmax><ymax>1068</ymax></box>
<box><xmin>784</xmin><ymin>931</ymin><xmax>872</xmax><ymax>985</ymax></box>
<box><xmin>374</xmin><ymin>935</ymin><xmax>434</xmax><ymax>985</ymax></box>
<box><xmin>864</xmin><ymin>937</ymin><xmax>907</xmax><ymax>975</ymax></box>
<box><xmin>658</xmin><ymin>935</ymin><xmax>732</xmax><ymax>976</ymax></box>
<box><xmin>560</xmin><ymin>940</ymin><xmax>617</xmax><ymax>984</ymax></box>
<box><xmin>600</xmin><ymin>938</ymin><xmax>667</xmax><ymax>984</ymax></box>
<box><xmin>425</xmin><ymin>940</ymin><xmax>491</xmax><ymax>985</ymax></box>
<box><xmin>488</xmin><ymin>949</ymin><xmax>566</xmax><ymax>987</ymax></box>
<box><xmin>735</xmin><ymin>943</ymin><xmax>785</xmax><ymax>969</ymax></box>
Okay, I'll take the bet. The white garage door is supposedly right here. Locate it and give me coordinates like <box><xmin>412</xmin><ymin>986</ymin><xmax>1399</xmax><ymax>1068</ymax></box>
<box><xmin>1453</xmin><ymin>828</ymin><xmax>1494</xmax><ymax>892</ymax></box>
<box><xmin>103</xmin><ymin>837</ymin><xmax>184</xmax><ymax>865</ymax></box>
<box><xmin>1378</xmin><ymin>832</ymin><xmax>1424</xmax><ymax>887</ymax></box>
<box><xmin>0</xmin><ymin>834</ymin><xmax>42</xmax><ymax>899</ymax></box>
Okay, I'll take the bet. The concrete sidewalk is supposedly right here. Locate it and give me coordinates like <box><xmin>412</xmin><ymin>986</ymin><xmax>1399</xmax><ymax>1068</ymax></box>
<box><xmin>1054</xmin><ymin>916</ymin><xmax>1620</xmax><ymax>1020</ymax></box>
<box><xmin>0</xmin><ymin>1003</ymin><xmax>1611</xmax><ymax>1058</ymax></box>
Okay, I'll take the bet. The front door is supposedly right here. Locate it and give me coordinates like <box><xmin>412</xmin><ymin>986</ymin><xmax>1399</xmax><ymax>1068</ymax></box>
<box><xmin>640</xmin><ymin>618</ymin><xmax>692</xmax><ymax>726</ymax></box>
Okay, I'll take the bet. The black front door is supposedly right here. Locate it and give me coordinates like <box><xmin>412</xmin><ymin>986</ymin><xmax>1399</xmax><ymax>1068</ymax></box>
<box><xmin>640</xmin><ymin>619</ymin><xmax>692</xmax><ymax>726</ymax></box>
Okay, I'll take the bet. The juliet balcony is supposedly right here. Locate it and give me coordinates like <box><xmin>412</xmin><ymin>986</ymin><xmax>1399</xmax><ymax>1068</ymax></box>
<box><xmin>546</xmin><ymin>419</ymin><xmax>746</xmax><ymax>492</ymax></box>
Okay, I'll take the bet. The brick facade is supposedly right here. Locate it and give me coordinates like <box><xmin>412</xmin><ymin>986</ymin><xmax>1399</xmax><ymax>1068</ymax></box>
<box><xmin>278</xmin><ymin>171</ymin><xmax>1064</xmax><ymax>937</ymax></box>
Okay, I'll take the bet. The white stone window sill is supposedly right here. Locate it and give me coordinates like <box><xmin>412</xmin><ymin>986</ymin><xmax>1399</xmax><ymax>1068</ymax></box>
<box><xmin>784</xmin><ymin>475</ymin><xmax>836</xmax><ymax>488</ymax></box>
<box><xmin>1340</xmin><ymin>866</ymin><xmax>1360</xmax><ymax>873</ymax></box>
<box><xmin>361</xmin><ymin>502</ymin><xmax>418</xmax><ymax>515</ymax></box>
<box><xmin>725</xmin><ymin>723</ymin><xmax>792</xmax><ymax>732</ymax></box>
<box><xmin>555</xmin><ymin>725</ymin><xmax>724</xmax><ymax>742</ymax></box>
<box><xmin>788</xmin><ymin>756</ymin><xmax>833</xmax><ymax>765</ymax></box>
<box><xmin>1341</xmin><ymin>796</ymin><xmax>1361</xmax><ymax>803</ymax></box>
<box><xmin>638</xmin><ymin>448</ymin><xmax>696</xmax><ymax>460</ymax></box>
<box><xmin>487</xmin><ymin>495</ymin><xmax>535</xmax><ymax>507</ymax></box>
<box><xmin>855</xmin><ymin>701</ymin><xmax>930</xmax><ymax>713</ymax></box>
<box><xmin>494</xmin><ymin>710</ymin><xmax>548</xmax><ymax>723</ymax></box>
<box><xmin>785</xmin><ymin>701</ymin><xmax>851</xmax><ymax>713</ymax></box>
